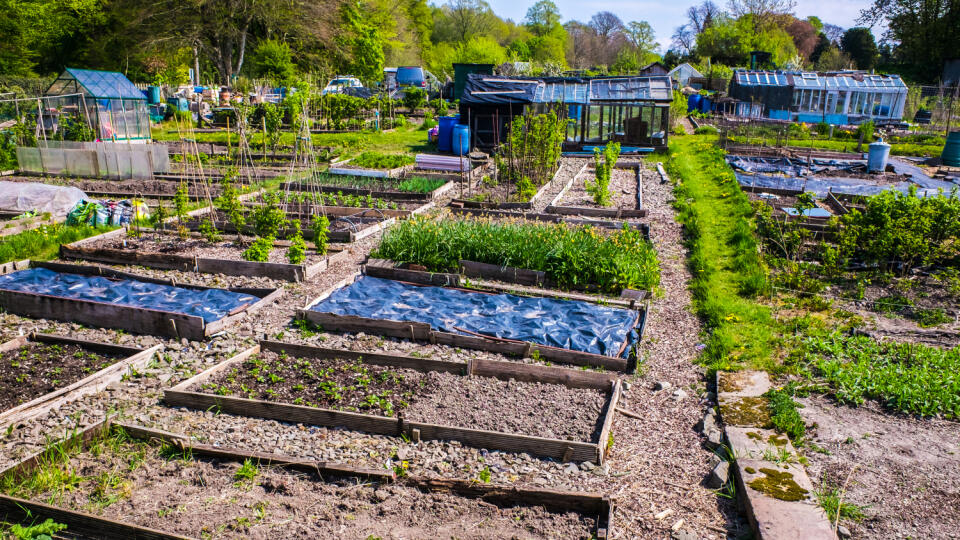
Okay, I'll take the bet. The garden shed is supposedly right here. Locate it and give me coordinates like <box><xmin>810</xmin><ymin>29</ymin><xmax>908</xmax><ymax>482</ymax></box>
<box><xmin>459</xmin><ymin>74</ymin><xmax>673</xmax><ymax>151</ymax></box>
<box><xmin>45</xmin><ymin>68</ymin><xmax>151</xmax><ymax>142</ymax></box>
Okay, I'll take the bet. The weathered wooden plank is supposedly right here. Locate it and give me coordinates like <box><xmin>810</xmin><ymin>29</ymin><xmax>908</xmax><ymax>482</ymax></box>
<box><xmin>259</xmin><ymin>340</ymin><xmax>467</xmax><ymax>375</ymax></box>
<box><xmin>402</xmin><ymin>420</ymin><xmax>597</xmax><ymax>462</ymax></box>
<box><xmin>60</xmin><ymin>245</ymin><xmax>197</xmax><ymax>271</ymax></box>
<box><xmin>299</xmin><ymin>311</ymin><xmax>433</xmax><ymax>341</ymax></box>
<box><xmin>363</xmin><ymin>258</ymin><xmax>461</xmax><ymax>286</ymax></box>
<box><xmin>163</xmin><ymin>390</ymin><xmax>402</xmax><ymax>436</ymax></box>
<box><xmin>459</xmin><ymin>260</ymin><xmax>547</xmax><ymax>287</ymax></box>
<box><xmin>403</xmin><ymin>477</ymin><xmax>609</xmax><ymax>513</ymax></box>
<box><xmin>547</xmin><ymin>205</ymin><xmax>648</xmax><ymax>218</ymax></box>
<box><xmin>0</xmin><ymin>342</ymin><xmax>162</xmax><ymax>430</ymax></box>
<box><xmin>595</xmin><ymin>380</ymin><xmax>622</xmax><ymax>465</ymax></box>
<box><xmin>170</xmin><ymin>345</ymin><xmax>260</xmax><ymax>391</ymax></box>
<box><xmin>432</xmin><ymin>331</ymin><xmax>628</xmax><ymax>371</ymax></box>
<box><xmin>470</xmin><ymin>357</ymin><xmax>615</xmax><ymax>390</ymax></box>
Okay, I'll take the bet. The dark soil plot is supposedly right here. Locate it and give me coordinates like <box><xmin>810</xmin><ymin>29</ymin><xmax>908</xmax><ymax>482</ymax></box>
<box><xmin>557</xmin><ymin>166</ymin><xmax>639</xmax><ymax>210</ymax></box>
<box><xmin>96</xmin><ymin>234</ymin><xmax>328</xmax><ymax>266</ymax></box>
<box><xmin>2</xmin><ymin>437</ymin><xmax>598</xmax><ymax>539</ymax></box>
<box><xmin>0</xmin><ymin>343</ymin><xmax>118</xmax><ymax>412</ymax></box>
<box><xmin>195</xmin><ymin>350</ymin><xmax>606</xmax><ymax>441</ymax></box>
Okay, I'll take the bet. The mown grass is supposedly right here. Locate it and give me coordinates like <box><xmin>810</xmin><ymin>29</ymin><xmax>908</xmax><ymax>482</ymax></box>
<box><xmin>798</xmin><ymin>332</ymin><xmax>960</xmax><ymax>419</ymax></box>
<box><xmin>726</xmin><ymin>135</ymin><xmax>941</xmax><ymax>157</ymax></box>
<box><xmin>372</xmin><ymin>216</ymin><xmax>660</xmax><ymax>293</ymax></box>
<box><xmin>0</xmin><ymin>223</ymin><xmax>116</xmax><ymax>264</ymax></box>
<box><xmin>667</xmin><ymin>134</ymin><xmax>778</xmax><ymax>372</ymax></box>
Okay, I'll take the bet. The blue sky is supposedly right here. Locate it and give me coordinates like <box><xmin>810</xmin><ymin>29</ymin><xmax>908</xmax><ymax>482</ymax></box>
<box><xmin>484</xmin><ymin>0</ymin><xmax>876</xmax><ymax>51</ymax></box>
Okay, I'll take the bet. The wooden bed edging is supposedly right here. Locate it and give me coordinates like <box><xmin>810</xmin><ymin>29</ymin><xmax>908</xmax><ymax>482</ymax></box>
<box><xmin>546</xmin><ymin>161</ymin><xmax>649</xmax><ymax>218</ymax></box>
<box><xmin>279</xmin><ymin>180</ymin><xmax>454</xmax><ymax>202</ymax></box>
<box><xmin>448</xmin><ymin>206</ymin><xmax>651</xmax><ymax>236</ymax></box>
<box><xmin>450</xmin><ymin>163</ymin><xmax>563</xmax><ymax>211</ymax></box>
<box><xmin>181</xmin><ymin>216</ymin><xmax>394</xmax><ymax>244</ymax></box>
<box><xmin>0</xmin><ymin>335</ymin><xmax>162</xmax><ymax>431</ymax></box>
<box><xmin>0</xmin><ymin>261</ymin><xmax>282</xmax><ymax>341</ymax></box>
<box><xmin>165</xmin><ymin>341</ymin><xmax>618</xmax><ymax>462</ymax></box>
<box><xmin>60</xmin><ymin>240</ymin><xmax>352</xmax><ymax>283</ymax></box>
<box><xmin>298</xmin><ymin>309</ymin><xmax>630</xmax><ymax>372</ymax></box>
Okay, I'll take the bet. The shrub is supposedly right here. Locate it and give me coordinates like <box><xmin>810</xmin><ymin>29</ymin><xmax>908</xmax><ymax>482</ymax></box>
<box><xmin>402</xmin><ymin>88</ymin><xmax>427</xmax><ymax>111</ymax></box>
<box><xmin>673</xmin><ymin>125</ymin><xmax>687</xmax><ymax>136</ymax></box>
<box><xmin>198</xmin><ymin>218</ymin><xmax>221</xmax><ymax>243</ymax></box>
<box><xmin>350</xmin><ymin>151</ymin><xmax>414</xmax><ymax>169</ymax></box>
<box><xmin>586</xmin><ymin>143</ymin><xmax>620</xmax><ymax>207</ymax></box>
<box><xmin>694</xmin><ymin>125</ymin><xmax>719</xmax><ymax>135</ymax></box>
<box><xmin>241</xmin><ymin>236</ymin><xmax>274</xmax><ymax>262</ymax></box>
<box><xmin>312</xmin><ymin>215</ymin><xmax>330</xmax><ymax>253</ymax></box>
<box><xmin>286</xmin><ymin>222</ymin><xmax>307</xmax><ymax>264</ymax></box>
<box><xmin>251</xmin><ymin>193</ymin><xmax>287</xmax><ymax>239</ymax></box>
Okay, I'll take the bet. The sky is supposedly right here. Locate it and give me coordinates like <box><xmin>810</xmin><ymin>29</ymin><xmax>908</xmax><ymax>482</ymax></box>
<box><xmin>484</xmin><ymin>0</ymin><xmax>877</xmax><ymax>51</ymax></box>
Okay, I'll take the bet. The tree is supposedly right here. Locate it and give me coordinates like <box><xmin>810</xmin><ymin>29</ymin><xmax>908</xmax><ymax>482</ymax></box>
<box><xmin>859</xmin><ymin>0</ymin><xmax>958</xmax><ymax>82</ymax></box>
<box><xmin>454</xmin><ymin>35</ymin><xmax>507</xmax><ymax>64</ymax></box>
<box><xmin>840</xmin><ymin>27</ymin><xmax>877</xmax><ymax>70</ymax></box>
<box><xmin>340</xmin><ymin>2</ymin><xmax>385</xmax><ymax>83</ymax></box>
<box><xmin>786</xmin><ymin>18</ymin><xmax>818</xmax><ymax>59</ymax></box>
<box><xmin>0</xmin><ymin>0</ymin><xmax>34</xmax><ymax>76</ymax></box>
<box><xmin>688</xmin><ymin>1</ymin><xmax>722</xmax><ymax>33</ymax></box>
<box><xmin>445</xmin><ymin>0</ymin><xmax>494</xmax><ymax>42</ymax></box>
<box><xmin>524</xmin><ymin>0</ymin><xmax>562</xmax><ymax>37</ymax></box>
<box><xmin>589</xmin><ymin>12</ymin><xmax>624</xmax><ymax>42</ymax></box>
<box><xmin>809</xmin><ymin>33</ymin><xmax>831</xmax><ymax>64</ymax></box>
<box><xmin>249</xmin><ymin>39</ymin><xmax>296</xmax><ymax>83</ymax></box>
<box><xmin>625</xmin><ymin>21</ymin><xmax>657</xmax><ymax>51</ymax></box>
<box><xmin>815</xmin><ymin>46</ymin><xmax>852</xmax><ymax>71</ymax></box>
<box><xmin>822</xmin><ymin>23</ymin><xmax>844</xmax><ymax>43</ymax></box>
<box><xmin>727</xmin><ymin>0</ymin><xmax>796</xmax><ymax>30</ymax></box>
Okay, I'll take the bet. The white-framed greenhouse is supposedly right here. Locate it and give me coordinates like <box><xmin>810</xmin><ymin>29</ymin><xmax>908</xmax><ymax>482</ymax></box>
<box><xmin>45</xmin><ymin>68</ymin><xmax>151</xmax><ymax>142</ymax></box>
<box><xmin>728</xmin><ymin>70</ymin><xmax>909</xmax><ymax>125</ymax></box>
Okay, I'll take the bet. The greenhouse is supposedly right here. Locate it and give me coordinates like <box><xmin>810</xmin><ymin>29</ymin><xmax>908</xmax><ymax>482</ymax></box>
<box><xmin>45</xmin><ymin>68</ymin><xmax>151</xmax><ymax>142</ymax></box>
<box><xmin>459</xmin><ymin>74</ymin><xmax>673</xmax><ymax>151</ymax></box>
<box><xmin>727</xmin><ymin>70</ymin><xmax>909</xmax><ymax>125</ymax></box>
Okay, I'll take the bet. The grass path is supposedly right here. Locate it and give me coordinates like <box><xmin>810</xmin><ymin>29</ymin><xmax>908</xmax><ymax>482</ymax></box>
<box><xmin>667</xmin><ymin>134</ymin><xmax>779</xmax><ymax>372</ymax></box>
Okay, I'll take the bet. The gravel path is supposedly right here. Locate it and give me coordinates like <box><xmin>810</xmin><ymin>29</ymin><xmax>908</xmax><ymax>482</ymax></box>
<box><xmin>530</xmin><ymin>157</ymin><xmax>588</xmax><ymax>212</ymax></box>
<box><xmin>558</xmin><ymin>166</ymin><xmax>638</xmax><ymax>210</ymax></box>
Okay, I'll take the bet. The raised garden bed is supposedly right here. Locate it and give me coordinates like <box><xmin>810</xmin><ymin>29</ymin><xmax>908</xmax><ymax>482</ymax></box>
<box><xmin>450</xmin><ymin>162</ymin><xmax>564</xmax><ymax>211</ymax></box>
<box><xmin>0</xmin><ymin>261</ymin><xmax>282</xmax><ymax>341</ymax></box>
<box><xmin>0</xmin><ymin>334</ymin><xmax>162</xmax><ymax>430</ymax></box>
<box><xmin>60</xmin><ymin>228</ymin><xmax>352</xmax><ymax>282</ymax></box>
<box><xmin>298</xmin><ymin>273</ymin><xmax>644</xmax><ymax>372</ymax></box>
<box><xmin>280</xmin><ymin>174</ymin><xmax>456</xmax><ymax>201</ymax></box>
<box><xmin>165</xmin><ymin>340</ymin><xmax>621</xmax><ymax>463</ymax></box>
<box><xmin>449</xmin><ymin>206</ymin><xmax>650</xmax><ymax>234</ymax></box>
<box><xmin>546</xmin><ymin>162</ymin><xmax>648</xmax><ymax>219</ymax></box>
<box><xmin>184</xmin><ymin>209</ymin><xmax>395</xmax><ymax>244</ymax></box>
<box><xmin>0</xmin><ymin>421</ymin><xmax>613</xmax><ymax>539</ymax></box>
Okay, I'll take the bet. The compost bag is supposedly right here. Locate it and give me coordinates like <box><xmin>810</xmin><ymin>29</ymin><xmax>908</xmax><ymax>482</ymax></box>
<box><xmin>311</xmin><ymin>276</ymin><xmax>640</xmax><ymax>356</ymax></box>
<box><xmin>0</xmin><ymin>267</ymin><xmax>255</xmax><ymax>323</ymax></box>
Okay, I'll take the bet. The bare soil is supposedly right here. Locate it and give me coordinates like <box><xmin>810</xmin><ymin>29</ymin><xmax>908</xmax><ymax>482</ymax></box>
<box><xmin>800</xmin><ymin>394</ymin><xmax>960</xmax><ymax>540</ymax></box>
<box><xmin>98</xmin><ymin>234</ymin><xmax>327</xmax><ymax>266</ymax></box>
<box><xmin>39</xmin><ymin>440</ymin><xmax>598</xmax><ymax>539</ymax></box>
<box><xmin>557</xmin><ymin>166</ymin><xmax>639</xmax><ymax>210</ymax></box>
<box><xmin>0</xmin><ymin>343</ymin><xmax>118</xmax><ymax>411</ymax></box>
<box><xmin>3</xmin><ymin>175</ymin><xmax>231</xmax><ymax>198</ymax></box>
<box><xmin>196</xmin><ymin>350</ymin><xmax>606</xmax><ymax>441</ymax></box>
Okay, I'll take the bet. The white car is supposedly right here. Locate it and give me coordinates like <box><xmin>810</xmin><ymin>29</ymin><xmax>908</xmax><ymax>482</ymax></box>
<box><xmin>321</xmin><ymin>77</ymin><xmax>363</xmax><ymax>95</ymax></box>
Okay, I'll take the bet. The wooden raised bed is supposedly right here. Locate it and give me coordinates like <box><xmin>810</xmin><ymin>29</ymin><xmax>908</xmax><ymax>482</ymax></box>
<box><xmin>185</xmin><ymin>213</ymin><xmax>396</xmax><ymax>243</ymax></box>
<box><xmin>59</xmin><ymin>228</ymin><xmax>353</xmax><ymax>283</ymax></box>
<box><xmin>449</xmin><ymin>206</ymin><xmax>651</xmax><ymax>235</ymax></box>
<box><xmin>450</xmin><ymin>163</ymin><xmax>563</xmax><ymax>211</ymax></box>
<box><xmin>299</xmin><ymin>270</ymin><xmax>644</xmax><ymax>372</ymax></box>
<box><xmin>0</xmin><ymin>419</ymin><xmax>614</xmax><ymax>539</ymax></box>
<box><xmin>279</xmin><ymin>179</ymin><xmax>455</xmax><ymax>202</ymax></box>
<box><xmin>546</xmin><ymin>162</ymin><xmax>648</xmax><ymax>218</ymax></box>
<box><xmin>0</xmin><ymin>261</ymin><xmax>282</xmax><ymax>341</ymax></box>
<box><xmin>164</xmin><ymin>340</ymin><xmax>621</xmax><ymax>463</ymax></box>
<box><xmin>0</xmin><ymin>334</ymin><xmax>162</xmax><ymax>431</ymax></box>
<box><xmin>0</xmin><ymin>213</ymin><xmax>63</xmax><ymax>238</ymax></box>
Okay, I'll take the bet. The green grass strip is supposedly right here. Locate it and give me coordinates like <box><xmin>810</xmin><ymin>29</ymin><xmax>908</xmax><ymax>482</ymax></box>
<box><xmin>667</xmin><ymin>135</ymin><xmax>777</xmax><ymax>371</ymax></box>
<box><xmin>0</xmin><ymin>223</ymin><xmax>116</xmax><ymax>265</ymax></box>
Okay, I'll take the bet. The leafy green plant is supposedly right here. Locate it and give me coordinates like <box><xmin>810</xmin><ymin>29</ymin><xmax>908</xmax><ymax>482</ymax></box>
<box><xmin>241</xmin><ymin>236</ymin><xmax>274</xmax><ymax>262</ymax></box>
<box><xmin>402</xmin><ymin>87</ymin><xmax>427</xmax><ymax>111</ymax></box>
<box><xmin>586</xmin><ymin>143</ymin><xmax>620</xmax><ymax>207</ymax></box>
<box><xmin>764</xmin><ymin>385</ymin><xmax>806</xmax><ymax>441</ymax></box>
<box><xmin>0</xmin><ymin>223</ymin><xmax>115</xmax><ymax>264</ymax></box>
<box><xmin>396</xmin><ymin>176</ymin><xmax>445</xmax><ymax>193</ymax></box>
<box><xmin>233</xmin><ymin>459</ymin><xmax>259</xmax><ymax>487</ymax></box>
<box><xmin>215</xmin><ymin>169</ymin><xmax>246</xmax><ymax>241</ymax></box>
<box><xmin>251</xmin><ymin>193</ymin><xmax>287</xmax><ymax>239</ymax></box>
<box><xmin>312</xmin><ymin>215</ymin><xmax>330</xmax><ymax>253</ymax></box>
<box><xmin>914</xmin><ymin>308</ymin><xmax>951</xmax><ymax>328</ymax></box>
<box><xmin>198</xmin><ymin>218</ymin><xmax>221</xmax><ymax>243</ymax></box>
<box><xmin>497</xmin><ymin>111</ymin><xmax>565</xmax><ymax>200</ymax></box>
<box><xmin>815</xmin><ymin>482</ymin><xmax>867</xmax><ymax>524</ymax></box>
<box><xmin>350</xmin><ymin>151</ymin><xmax>415</xmax><ymax>170</ymax></box>
<box><xmin>7</xmin><ymin>518</ymin><xmax>68</xmax><ymax>540</ymax></box>
<box><xmin>286</xmin><ymin>221</ymin><xmax>307</xmax><ymax>265</ymax></box>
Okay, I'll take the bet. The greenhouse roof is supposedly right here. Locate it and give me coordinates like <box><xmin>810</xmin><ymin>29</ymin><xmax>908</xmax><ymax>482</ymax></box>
<box><xmin>733</xmin><ymin>70</ymin><xmax>907</xmax><ymax>91</ymax></box>
<box><xmin>46</xmin><ymin>68</ymin><xmax>145</xmax><ymax>100</ymax></box>
<box><xmin>463</xmin><ymin>74</ymin><xmax>672</xmax><ymax>105</ymax></box>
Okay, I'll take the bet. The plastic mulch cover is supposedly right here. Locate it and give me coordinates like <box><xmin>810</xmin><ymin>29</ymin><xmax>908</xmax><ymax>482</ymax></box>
<box><xmin>311</xmin><ymin>276</ymin><xmax>641</xmax><ymax>357</ymax></box>
<box><xmin>0</xmin><ymin>268</ymin><xmax>256</xmax><ymax>323</ymax></box>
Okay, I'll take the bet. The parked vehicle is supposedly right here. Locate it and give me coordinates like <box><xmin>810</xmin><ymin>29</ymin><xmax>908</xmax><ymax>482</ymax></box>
<box><xmin>322</xmin><ymin>76</ymin><xmax>363</xmax><ymax>95</ymax></box>
<box><xmin>383</xmin><ymin>68</ymin><xmax>398</xmax><ymax>93</ymax></box>
<box><xmin>392</xmin><ymin>66</ymin><xmax>442</xmax><ymax>99</ymax></box>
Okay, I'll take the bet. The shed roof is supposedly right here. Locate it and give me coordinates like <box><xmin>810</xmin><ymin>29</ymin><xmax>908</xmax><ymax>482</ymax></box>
<box><xmin>462</xmin><ymin>74</ymin><xmax>672</xmax><ymax>105</ymax></box>
<box><xmin>46</xmin><ymin>68</ymin><xmax>145</xmax><ymax>100</ymax></box>
<box><xmin>733</xmin><ymin>70</ymin><xmax>907</xmax><ymax>90</ymax></box>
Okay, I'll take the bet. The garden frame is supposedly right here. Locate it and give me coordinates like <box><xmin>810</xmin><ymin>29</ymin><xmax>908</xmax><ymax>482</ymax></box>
<box><xmin>545</xmin><ymin>161</ymin><xmax>648</xmax><ymax>219</ymax></box>
<box><xmin>59</xmin><ymin>227</ymin><xmax>353</xmax><ymax>282</ymax></box>
<box><xmin>163</xmin><ymin>340</ymin><xmax>622</xmax><ymax>464</ymax></box>
<box><xmin>297</xmin><ymin>270</ymin><xmax>646</xmax><ymax>373</ymax></box>
<box><xmin>0</xmin><ymin>419</ymin><xmax>615</xmax><ymax>539</ymax></box>
<box><xmin>0</xmin><ymin>334</ymin><xmax>163</xmax><ymax>431</ymax></box>
<box><xmin>0</xmin><ymin>261</ymin><xmax>282</xmax><ymax>341</ymax></box>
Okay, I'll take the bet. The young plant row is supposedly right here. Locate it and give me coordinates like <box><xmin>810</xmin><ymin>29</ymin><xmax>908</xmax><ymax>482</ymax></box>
<box><xmin>372</xmin><ymin>216</ymin><xmax>660</xmax><ymax>293</ymax></box>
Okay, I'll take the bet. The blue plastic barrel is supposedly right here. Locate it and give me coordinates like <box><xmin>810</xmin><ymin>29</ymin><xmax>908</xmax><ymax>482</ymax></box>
<box><xmin>699</xmin><ymin>97</ymin><xmax>711</xmax><ymax>113</ymax></box>
<box><xmin>438</xmin><ymin>116</ymin><xmax>456</xmax><ymax>152</ymax></box>
<box><xmin>452</xmin><ymin>124</ymin><xmax>470</xmax><ymax>156</ymax></box>
<box><xmin>867</xmin><ymin>139</ymin><xmax>891</xmax><ymax>173</ymax></box>
<box><xmin>166</xmin><ymin>97</ymin><xmax>188</xmax><ymax>112</ymax></box>
<box><xmin>687</xmin><ymin>94</ymin><xmax>701</xmax><ymax>113</ymax></box>
<box><xmin>942</xmin><ymin>131</ymin><xmax>960</xmax><ymax>167</ymax></box>
<box><xmin>146</xmin><ymin>86</ymin><xmax>161</xmax><ymax>105</ymax></box>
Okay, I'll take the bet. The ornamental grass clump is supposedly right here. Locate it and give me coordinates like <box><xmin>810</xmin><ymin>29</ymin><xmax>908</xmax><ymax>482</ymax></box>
<box><xmin>372</xmin><ymin>216</ymin><xmax>660</xmax><ymax>292</ymax></box>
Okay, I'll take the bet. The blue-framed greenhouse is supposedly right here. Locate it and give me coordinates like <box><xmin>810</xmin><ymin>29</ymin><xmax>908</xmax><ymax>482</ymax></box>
<box><xmin>44</xmin><ymin>68</ymin><xmax>151</xmax><ymax>142</ymax></box>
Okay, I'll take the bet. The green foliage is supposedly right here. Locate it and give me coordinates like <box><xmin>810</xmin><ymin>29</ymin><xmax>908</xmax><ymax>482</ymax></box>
<box><xmin>695</xmin><ymin>126</ymin><xmax>719</xmax><ymax>135</ymax></box>
<box><xmin>670</xmin><ymin>90</ymin><xmax>687</xmax><ymax>129</ymax></box>
<box><xmin>402</xmin><ymin>88</ymin><xmax>427</xmax><ymax>111</ymax></box>
<box><xmin>396</xmin><ymin>177</ymin><xmax>445</xmax><ymax>193</ymax></box>
<box><xmin>695</xmin><ymin>14</ymin><xmax>798</xmax><ymax>67</ymax></box>
<box><xmin>311</xmin><ymin>215</ymin><xmax>330</xmax><ymax>253</ymax></box>
<box><xmin>198</xmin><ymin>218</ymin><xmax>221</xmax><ymax>243</ymax></box>
<box><xmin>215</xmin><ymin>170</ymin><xmax>246</xmax><ymax>234</ymax></box>
<box><xmin>0</xmin><ymin>223</ymin><xmax>113</xmax><ymax>264</ymax></box>
<box><xmin>261</xmin><ymin>103</ymin><xmax>284</xmax><ymax>152</ymax></box>
<box><xmin>249</xmin><ymin>39</ymin><xmax>296</xmax><ymax>84</ymax></box>
<box><xmin>251</xmin><ymin>193</ymin><xmax>287</xmax><ymax>239</ymax></box>
<box><xmin>586</xmin><ymin>143</ymin><xmax>620</xmax><ymax>207</ymax></box>
<box><xmin>7</xmin><ymin>518</ymin><xmax>68</xmax><ymax>540</ymax></box>
<box><xmin>840</xmin><ymin>27</ymin><xmax>878</xmax><ymax>70</ymax></box>
<box><xmin>286</xmin><ymin>221</ymin><xmax>307</xmax><ymax>265</ymax></box>
<box><xmin>372</xmin><ymin>216</ymin><xmax>660</xmax><ymax>293</ymax></box>
<box><xmin>802</xmin><ymin>332</ymin><xmax>960</xmax><ymax>419</ymax></box>
<box><xmin>233</xmin><ymin>459</ymin><xmax>259</xmax><ymax>486</ymax></box>
<box><xmin>173</xmin><ymin>183</ymin><xmax>189</xmax><ymax>224</ymax></box>
<box><xmin>855</xmin><ymin>120</ymin><xmax>875</xmax><ymax>142</ymax></box>
<box><xmin>672</xmin><ymin>125</ymin><xmax>687</xmax><ymax>136</ymax></box>
<box><xmin>241</xmin><ymin>236</ymin><xmax>274</xmax><ymax>263</ymax></box>
<box><xmin>350</xmin><ymin>151</ymin><xmax>415</xmax><ymax>170</ymax></box>
<box><xmin>338</xmin><ymin>2</ymin><xmax>385</xmax><ymax>83</ymax></box>
<box><xmin>815</xmin><ymin>483</ymin><xmax>867</xmax><ymax>524</ymax></box>
<box><xmin>764</xmin><ymin>385</ymin><xmax>806</xmax><ymax>441</ymax></box>
<box><xmin>497</xmin><ymin>111</ymin><xmax>565</xmax><ymax>200</ymax></box>
<box><xmin>321</xmin><ymin>94</ymin><xmax>364</xmax><ymax>130</ymax></box>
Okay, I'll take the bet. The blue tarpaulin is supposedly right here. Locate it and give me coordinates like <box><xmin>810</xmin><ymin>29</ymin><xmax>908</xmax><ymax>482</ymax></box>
<box><xmin>311</xmin><ymin>276</ymin><xmax>640</xmax><ymax>357</ymax></box>
<box><xmin>0</xmin><ymin>268</ymin><xmax>256</xmax><ymax>323</ymax></box>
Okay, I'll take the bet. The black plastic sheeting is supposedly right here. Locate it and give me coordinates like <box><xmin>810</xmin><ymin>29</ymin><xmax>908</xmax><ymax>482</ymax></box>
<box><xmin>0</xmin><ymin>268</ymin><xmax>256</xmax><ymax>323</ymax></box>
<box><xmin>460</xmin><ymin>74</ymin><xmax>540</xmax><ymax>105</ymax></box>
<box><xmin>311</xmin><ymin>276</ymin><xmax>640</xmax><ymax>357</ymax></box>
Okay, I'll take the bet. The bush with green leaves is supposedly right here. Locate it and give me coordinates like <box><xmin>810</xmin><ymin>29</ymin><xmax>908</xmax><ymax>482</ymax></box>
<box><xmin>586</xmin><ymin>143</ymin><xmax>620</xmax><ymax>206</ymax></box>
<box><xmin>215</xmin><ymin>170</ymin><xmax>246</xmax><ymax>240</ymax></box>
<box><xmin>402</xmin><ymin>87</ymin><xmax>427</xmax><ymax>111</ymax></box>
<box><xmin>242</xmin><ymin>236</ymin><xmax>274</xmax><ymax>262</ymax></box>
<box><xmin>251</xmin><ymin>193</ymin><xmax>287</xmax><ymax>239</ymax></box>
<box><xmin>321</xmin><ymin>94</ymin><xmax>364</xmax><ymax>129</ymax></box>
<box><xmin>198</xmin><ymin>218</ymin><xmax>221</xmax><ymax>243</ymax></box>
<box><xmin>372</xmin><ymin>216</ymin><xmax>660</xmax><ymax>293</ymax></box>
<box><xmin>286</xmin><ymin>222</ymin><xmax>307</xmax><ymax>264</ymax></box>
<box><xmin>312</xmin><ymin>214</ymin><xmax>330</xmax><ymax>253</ymax></box>
<box><xmin>350</xmin><ymin>151</ymin><xmax>414</xmax><ymax>169</ymax></box>
<box><xmin>497</xmin><ymin>111</ymin><xmax>565</xmax><ymax>200</ymax></box>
